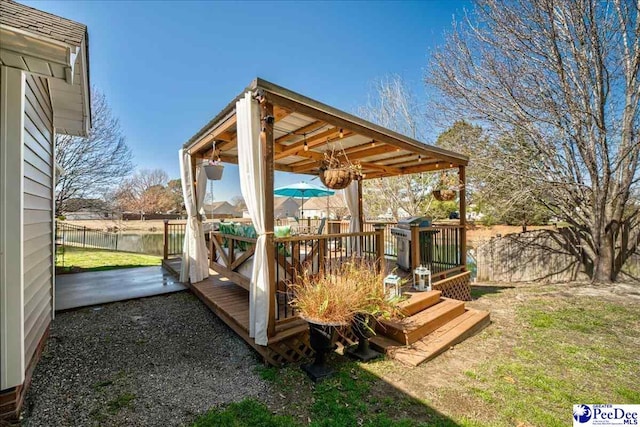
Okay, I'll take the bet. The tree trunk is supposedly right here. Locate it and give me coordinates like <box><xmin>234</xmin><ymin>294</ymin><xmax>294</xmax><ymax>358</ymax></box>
<box><xmin>592</xmin><ymin>236</ymin><xmax>615</xmax><ymax>283</ymax></box>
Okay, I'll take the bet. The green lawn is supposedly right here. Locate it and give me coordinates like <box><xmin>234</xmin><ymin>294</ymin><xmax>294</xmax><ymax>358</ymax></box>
<box><xmin>456</xmin><ymin>297</ymin><xmax>640</xmax><ymax>426</ymax></box>
<box><xmin>192</xmin><ymin>284</ymin><xmax>640</xmax><ymax>427</ymax></box>
<box><xmin>56</xmin><ymin>246</ymin><xmax>161</xmax><ymax>273</ymax></box>
<box><xmin>194</xmin><ymin>362</ymin><xmax>458</xmax><ymax>427</ymax></box>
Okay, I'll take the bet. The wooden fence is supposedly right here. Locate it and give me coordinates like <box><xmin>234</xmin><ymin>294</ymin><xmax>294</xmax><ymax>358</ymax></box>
<box><xmin>476</xmin><ymin>229</ymin><xmax>639</xmax><ymax>282</ymax></box>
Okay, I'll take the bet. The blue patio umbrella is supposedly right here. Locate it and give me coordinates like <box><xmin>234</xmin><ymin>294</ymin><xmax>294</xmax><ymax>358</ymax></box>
<box><xmin>274</xmin><ymin>182</ymin><xmax>335</xmax><ymax>218</ymax></box>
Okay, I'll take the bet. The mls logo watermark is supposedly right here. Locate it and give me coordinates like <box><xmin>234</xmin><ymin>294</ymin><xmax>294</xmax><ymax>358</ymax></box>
<box><xmin>573</xmin><ymin>404</ymin><xmax>639</xmax><ymax>426</ymax></box>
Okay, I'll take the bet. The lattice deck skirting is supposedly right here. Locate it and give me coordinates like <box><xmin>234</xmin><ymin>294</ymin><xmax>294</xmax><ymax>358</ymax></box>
<box><xmin>265</xmin><ymin>324</ymin><xmax>358</xmax><ymax>366</ymax></box>
<box><xmin>432</xmin><ymin>271</ymin><xmax>472</xmax><ymax>301</ymax></box>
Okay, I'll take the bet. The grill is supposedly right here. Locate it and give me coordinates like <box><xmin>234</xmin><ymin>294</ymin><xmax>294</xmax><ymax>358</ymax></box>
<box><xmin>391</xmin><ymin>217</ymin><xmax>431</xmax><ymax>270</ymax></box>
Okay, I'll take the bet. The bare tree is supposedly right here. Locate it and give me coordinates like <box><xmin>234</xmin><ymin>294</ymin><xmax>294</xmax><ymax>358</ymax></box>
<box><xmin>427</xmin><ymin>0</ymin><xmax>640</xmax><ymax>282</ymax></box>
<box><xmin>115</xmin><ymin>169</ymin><xmax>172</xmax><ymax>216</ymax></box>
<box><xmin>167</xmin><ymin>178</ymin><xmax>184</xmax><ymax>213</ymax></box>
<box><xmin>359</xmin><ymin>75</ymin><xmax>440</xmax><ymax>220</ymax></box>
<box><xmin>436</xmin><ymin>121</ymin><xmax>551</xmax><ymax>230</ymax></box>
<box><xmin>55</xmin><ymin>89</ymin><xmax>133</xmax><ymax>214</ymax></box>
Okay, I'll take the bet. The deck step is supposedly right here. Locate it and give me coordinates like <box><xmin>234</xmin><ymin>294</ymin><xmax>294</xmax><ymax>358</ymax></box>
<box><xmin>373</xmin><ymin>309</ymin><xmax>490</xmax><ymax>366</ymax></box>
<box><xmin>378</xmin><ymin>298</ymin><xmax>466</xmax><ymax>345</ymax></box>
<box><xmin>397</xmin><ymin>290</ymin><xmax>442</xmax><ymax>317</ymax></box>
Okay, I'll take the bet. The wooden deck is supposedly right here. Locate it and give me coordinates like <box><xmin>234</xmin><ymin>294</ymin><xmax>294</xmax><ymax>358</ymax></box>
<box><xmin>163</xmin><ymin>257</ymin><xmax>482</xmax><ymax>367</ymax></box>
<box><xmin>164</xmin><ymin>257</ymin><xmax>310</xmax><ymax>365</ymax></box>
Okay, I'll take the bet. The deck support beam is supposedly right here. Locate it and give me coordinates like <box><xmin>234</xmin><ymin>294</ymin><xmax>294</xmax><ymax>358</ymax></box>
<box><xmin>261</xmin><ymin>97</ymin><xmax>276</xmax><ymax>339</ymax></box>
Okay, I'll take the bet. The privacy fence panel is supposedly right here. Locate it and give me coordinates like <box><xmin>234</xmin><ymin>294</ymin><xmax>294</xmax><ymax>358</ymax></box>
<box><xmin>475</xmin><ymin>229</ymin><xmax>640</xmax><ymax>283</ymax></box>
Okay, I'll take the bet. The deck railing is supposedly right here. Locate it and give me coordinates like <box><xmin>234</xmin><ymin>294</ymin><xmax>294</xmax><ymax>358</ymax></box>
<box><xmin>163</xmin><ymin>221</ymin><xmax>186</xmax><ymax>259</ymax></box>
<box><xmin>274</xmin><ymin>227</ymin><xmax>385</xmax><ymax>322</ymax></box>
<box><xmin>166</xmin><ymin>218</ymin><xmax>467</xmax><ymax>336</ymax></box>
<box><xmin>413</xmin><ymin>224</ymin><xmax>465</xmax><ymax>277</ymax></box>
<box><xmin>208</xmin><ymin>231</ymin><xmax>258</xmax><ymax>291</ymax></box>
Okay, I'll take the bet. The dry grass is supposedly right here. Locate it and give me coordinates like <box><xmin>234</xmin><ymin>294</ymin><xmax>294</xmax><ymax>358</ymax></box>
<box><xmin>289</xmin><ymin>258</ymin><xmax>402</xmax><ymax>325</ymax></box>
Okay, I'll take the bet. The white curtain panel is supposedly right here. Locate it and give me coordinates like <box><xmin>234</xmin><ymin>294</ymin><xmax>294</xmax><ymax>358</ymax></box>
<box><xmin>179</xmin><ymin>149</ymin><xmax>209</xmax><ymax>283</ymax></box>
<box><xmin>342</xmin><ymin>181</ymin><xmax>361</xmax><ymax>255</ymax></box>
<box><xmin>236</xmin><ymin>92</ymin><xmax>269</xmax><ymax>346</ymax></box>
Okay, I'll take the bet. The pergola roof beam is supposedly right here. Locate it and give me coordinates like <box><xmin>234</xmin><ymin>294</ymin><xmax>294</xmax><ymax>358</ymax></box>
<box><xmin>274</xmin><ymin>128</ymin><xmax>353</xmax><ymax>160</ymax></box>
<box><xmin>275</xmin><ymin>120</ymin><xmax>325</xmax><ymax>144</ymax></box>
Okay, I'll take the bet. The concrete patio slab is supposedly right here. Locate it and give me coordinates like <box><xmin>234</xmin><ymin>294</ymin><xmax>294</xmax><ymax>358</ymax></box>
<box><xmin>55</xmin><ymin>266</ymin><xmax>186</xmax><ymax>311</ymax></box>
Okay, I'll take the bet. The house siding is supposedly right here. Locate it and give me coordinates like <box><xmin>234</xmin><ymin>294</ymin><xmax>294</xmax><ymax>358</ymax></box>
<box><xmin>22</xmin><ymin>74</ymin><xmax>53</xmax><ymax>367</ymax></box>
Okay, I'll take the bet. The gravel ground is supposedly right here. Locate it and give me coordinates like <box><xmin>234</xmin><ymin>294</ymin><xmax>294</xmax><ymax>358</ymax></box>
<box><xmin>21</xmin><ymin>292</ymin><xmax>271</xmax><ymax>426</ymax></box>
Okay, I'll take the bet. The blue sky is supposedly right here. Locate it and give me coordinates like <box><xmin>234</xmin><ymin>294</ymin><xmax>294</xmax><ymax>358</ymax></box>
<box><xmin>23</xmin><ymin>0</ymin><xmax>470</xmax><ymax>202</ymax></box>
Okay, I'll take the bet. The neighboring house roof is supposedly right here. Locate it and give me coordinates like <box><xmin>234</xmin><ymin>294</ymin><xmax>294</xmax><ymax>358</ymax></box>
<box><xmin>274</xmin><ymin>197</ymin><xmax>300</xmax><ymax>210</ymax></box>
<box><xmin>302</xmin><ymin>195</ymin><xmax>346</xmax><ymax>211</ymax></box>
<box><xmin>0</xmin><ymin>0</ymin><xmax>91</xmax><ymax>136</ymax></box>
<box><xmin>203</xmin><ymin>201</ymin><xmax>237</xmax><ymax>214</ymax></box>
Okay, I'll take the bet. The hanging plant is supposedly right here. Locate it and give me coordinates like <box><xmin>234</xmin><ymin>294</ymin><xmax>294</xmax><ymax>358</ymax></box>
<box><xmin>204</xmin><ymin>143</ymin><xmax>224</xmax><ymax>180</ymax></box>
<box><xmin>319</xmin><ymin>144</ymin><xmax>363</xmax><ymax>190</ymax></box>
<box><xmin>432</xmin><ymin>171</ymin><xmax>460</xmax><ymax>202</ymax></box>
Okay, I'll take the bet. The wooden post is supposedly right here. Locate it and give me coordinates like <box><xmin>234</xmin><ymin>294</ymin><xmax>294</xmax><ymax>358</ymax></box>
<box><xmin>228</xmin><ymin>238</ymin><xmax>235</xmax><ymax>265</ymax></box>
<box><xmin>459</xmin><ymin>165</ymin><xmax>467</xmax><ymax>269</ymax></box>
<box><xmin>357</xmin><ymin>178</ymin><xmax>364</xmax><ymax>252</ymax></box>
<box><xmin>410</xmin><ymin>224</ymin><xmax>420</xmax><ymax>271</ymax></box>
<box><xmin>373</xmin><ymin>223</ymin><xmax>385</xmax><ymax>272</ymax></box>
<box><xmin>208</xmin><ymin>232</ymin><xmax>215</xmax><ymax>268</ymax></box>
<box><xmin>318</xmin><ymin>237</ymin><xmax>326</xmax><ymax>272</ymax></box>
<box><xmin>163</xmin><ymin>220</ymin><xmax>169</xmax><ymax>260</ymax></box>
<box><xmin>357</xmin><ymin>179</ymin><xmax>364</xmax><ymax>232</ymax></box>
<box><xmin>261</xmin><ymin>96</ymin><xmax>276</xmax><ymax>338</ymax></box>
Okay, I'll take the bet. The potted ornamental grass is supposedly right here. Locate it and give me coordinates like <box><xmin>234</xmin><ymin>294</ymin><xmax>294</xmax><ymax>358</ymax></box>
<box><xmin>290</xmin><ymin>258</ymin><xmax>405</xmax><ymax>379</ymax></box>
<box><xmin>290</xmin><ymin>264</ymin><xmax>366</xmax><ymax>381</ymax></box>
<box><xmin>340</xmin><ymin>259</ymin><xmax>404</xmax><ymax>361</ymax></box>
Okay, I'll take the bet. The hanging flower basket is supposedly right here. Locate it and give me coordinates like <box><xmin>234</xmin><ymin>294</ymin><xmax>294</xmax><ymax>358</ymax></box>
<box><xmin>319</xmin><ymin>148</ymin><xmax>363</xmax><ymax>190</ymax></box>
<box><xmin>319</xmin><ymin>167</ymin><xmax>358</xmax><ymax>190</ymax></box>
<box><xmin>432</xmin><ymin>189</ymin><xmax>456</xmax><ymax>201</ymax></box>
<box><xmin>204</xmin><ymin>163</ymin><xmax>224</xmax><ymax>180</ymax></box>
<box><xmin>432</xmin><ymin>171</ymin><xmax>460</xmax><ymax>201</ymax></box>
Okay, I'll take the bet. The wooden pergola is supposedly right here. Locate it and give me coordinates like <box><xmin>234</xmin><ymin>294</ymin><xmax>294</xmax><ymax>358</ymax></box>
<box><xmin>178</xmin><ymin>78</ymin><xmax>472</xmax><ymax>363</ymax></box>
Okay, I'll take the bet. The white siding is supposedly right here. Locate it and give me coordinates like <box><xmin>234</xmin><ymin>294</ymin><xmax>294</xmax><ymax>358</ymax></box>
<box><xmin>23</xmin><ymin>74</ymin><xmax>53</xmax><ymax>366</ymax></box>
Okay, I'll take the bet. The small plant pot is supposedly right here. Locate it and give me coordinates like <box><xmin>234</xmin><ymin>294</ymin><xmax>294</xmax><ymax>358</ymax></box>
<box><xmin>346</xmin><ymin>313</ymin><xmax>381</xmax><ymax>362</ymax></box>
<box><xmin>302</xmin><ymin>320</ymin><xmax>341</xmax><ymax>382</ymax></box>
<box><xmin>204</xmin><ymin>164</ymin><xmax>224</xmax><ymax>180</ymax></box>
<box><xmin>432</xmin><ymin>189</ymin><xmax>456</xmax><ymax>202</ymax></box>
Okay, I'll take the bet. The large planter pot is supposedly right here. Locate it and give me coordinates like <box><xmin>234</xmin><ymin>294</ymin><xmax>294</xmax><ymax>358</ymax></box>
<box><xmin>204</xmin><ymin>164</ymin><xmax>224</xmax><ymax>180</ymax></box>
<box><xmin>301</xmin><ymin>319</ymin><xmax>342</xmax><ymax>382</ymax></box>
<box><xmin>346</xmin><ymin>313</ymin><xmax>381</xmax><ymax>362</ymax></box>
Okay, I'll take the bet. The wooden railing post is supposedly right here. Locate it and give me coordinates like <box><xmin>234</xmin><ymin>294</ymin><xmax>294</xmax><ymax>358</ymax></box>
<box><xmin>163</xmin><ymin>220</ymin><xmax>169</xmax><ymax>260</ymax></box>
<box><xmin>208</xmin><ymin>231</ymin><xmax>215</xmax><ymax>268</ymax></box>
<box><xmin>373</xmin><ymin>223</ymin><xmax>385</xmax><ymax>272</ymax></box>
<box><xmin>459</xmin><ymin>166</ymin><xmax>467</xmax><ymax>269</ymax></box>
<box><xmin>318</xmin><ymin>237</ymin><xmax>326</xmax><ymax>272</ymax></box>
<box><xmin>410</xmin><ymin>224</ymin><xmax>420</xmax><ymax>271</ymax></box>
